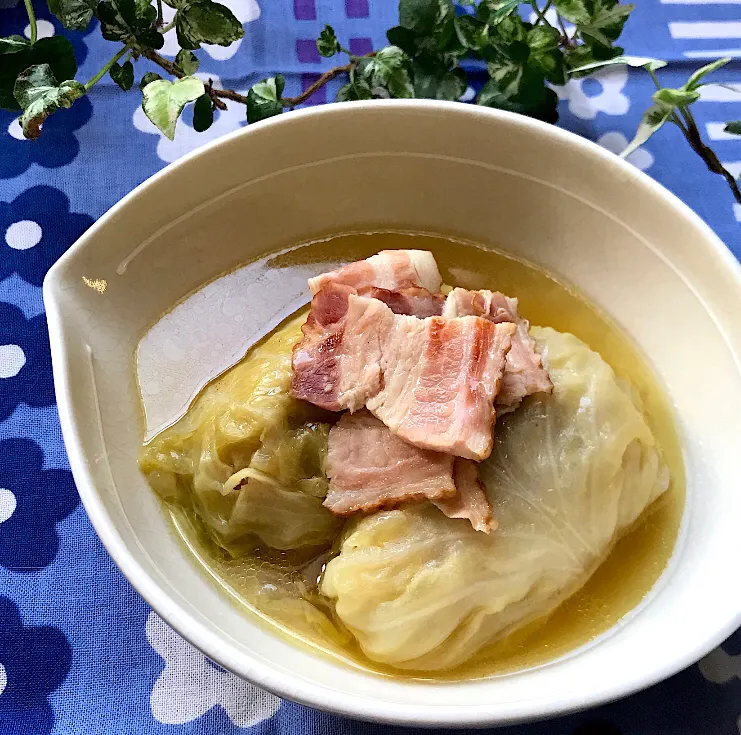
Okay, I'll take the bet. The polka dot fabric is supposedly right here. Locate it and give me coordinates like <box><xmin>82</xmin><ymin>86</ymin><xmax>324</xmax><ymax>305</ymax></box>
<box><xmin>0</xmin><ymin>1</ymin><xmax>740</xmax><ymax>733</ymax></box>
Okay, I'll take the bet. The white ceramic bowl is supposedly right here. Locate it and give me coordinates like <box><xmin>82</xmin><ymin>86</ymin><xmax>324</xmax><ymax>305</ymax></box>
<box><xmin>44</xmin><ymin>101</ymin><xmax>741</xmax><ymax>727</ymax></box>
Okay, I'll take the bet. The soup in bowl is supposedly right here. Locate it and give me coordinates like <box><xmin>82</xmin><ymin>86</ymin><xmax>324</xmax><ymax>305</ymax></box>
<box><xmin>44</xmin><ymin>101</ymin><xmax>741</xmax><ymax>726</ymax></box>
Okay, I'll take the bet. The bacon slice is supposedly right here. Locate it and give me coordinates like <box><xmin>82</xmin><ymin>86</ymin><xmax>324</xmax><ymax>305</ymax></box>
<box><xmin>324</xmin><ymin>411</ymin><xmax>457</xmax><ymax>515</ymax></box>
<box><xmin>443</xmin><ymin>288</ymin><xmax>552</xmax><ymax>413</ymax></box>
<box><xmin>291</xmin><ymin>284</ymin><xmax>391</xmax><ymax>412</ymax></box>
<box><xmin>308</xmin><ymin>250</ymin><xmax>442</xmax><ymax>296</ymax></box>
<box><xmin>292</xmin><ymin>289</ymin><xmax>514</xmax><ymax>460</ymax></box>
<box><xmin>357</xmin><ymin>285</ymin><xmax>444</xmax><ymax>318</ymax></box>
<box><xmin>434</xmin><ymin>458</ymin><xmax>496</xmax><ymax>533</ymax></box>
<box><xmin>366</xmin><ymin>308</ymin><xmax>514</xmax><ymax>460</ymax></box>
<box><xmin>325</xmin><ymin>412</ymin><xmax>495</xmax><ymax>533</ymax></box>
<box><xmin>291</xmin><ymin>282</ymin><xmax>355</xmax><ymax>411</ymax></box>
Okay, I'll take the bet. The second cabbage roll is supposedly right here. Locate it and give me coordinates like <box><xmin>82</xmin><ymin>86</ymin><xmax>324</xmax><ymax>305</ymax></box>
<box><xmin>321</xmin><ymin>327</ymin><xmax>670</xmax><ymax>671</ymax></box>
<box><xmin>139</xmin><ymin>313</ymin><xmax>340</xmax><ymax>553</ymax></box>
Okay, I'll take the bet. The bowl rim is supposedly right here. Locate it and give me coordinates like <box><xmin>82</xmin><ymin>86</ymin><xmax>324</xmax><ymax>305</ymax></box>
<box><xmin>44</xmin><ymin>99</ymin><xmax>741</xmax><ymax>727</ymax></box>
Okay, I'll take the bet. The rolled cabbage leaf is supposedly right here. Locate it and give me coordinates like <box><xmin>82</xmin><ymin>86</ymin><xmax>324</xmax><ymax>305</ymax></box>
<box><xmin>321</xmin><ymin>327</ymin><xmax>670</xmax><ymax>670</ymax></box>
<box><xmin>139</xmin><ymin>313</ymin><xmax>340</xmax><ymax>553</ymax></box>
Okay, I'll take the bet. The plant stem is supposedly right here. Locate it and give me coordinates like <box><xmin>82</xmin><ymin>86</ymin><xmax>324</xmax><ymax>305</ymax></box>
<box><xmin>161</xmin><ymin>19</ymin><xmax>176</xmax><ymax>33</ymax></box>
<box><xmin>23</xmin><ymin>0</ymin><xmax>37</xmax><ymax>44</ymax></box>
<box><xmin>281</xmin><ymin>62</ymin><xmax>353</xmax><ymax>106</ymax></box>
<box><xmin>144</xmin><ymin>48</ymin><xmax>365</xmax><ymax>112</ymax></box>
<box><xmin>679</xmin><ymin>105</ymin><xmax>741</xmax><ymax>204</ymax></box>
<box><xmin>646</xmin><ymin>67</ymin><xmax>740</xmax><ymax>202</ymax></box>
<box><xmin>531</xmin><ymin>0</ymin><xmax>552</xmax><ymax>25</ymax></box>
<box><xmin>85</xmin><ymin>45</ymin><xmax>130</xmax><ymax>90</ymax></box>
<box><xmin>556</xmin><ymin>13</ymin><xmax>571</xmax><ymax>47</ymax></box>
<box><xmin>156</xmin><ymin>0</ymin><xmax>163</xmax><ymax>26</ymax></box>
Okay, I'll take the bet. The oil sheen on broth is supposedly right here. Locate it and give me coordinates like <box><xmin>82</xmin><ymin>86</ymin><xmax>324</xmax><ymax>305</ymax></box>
<box><xmin>138</xmin><ymin>232</ymin><xmax>685</xmax><ymax>681</ymax></box>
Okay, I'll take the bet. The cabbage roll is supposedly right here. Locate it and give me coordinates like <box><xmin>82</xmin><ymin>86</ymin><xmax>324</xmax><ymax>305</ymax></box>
<box><xmin>139</xmin><ymin>313</ymin><xmax>340</xmax><ymax>553</ymax></box>
<box><xmin>321</xmin><ymin>327</ymin><xmax>670</xmax><ymax>670</ymax></box>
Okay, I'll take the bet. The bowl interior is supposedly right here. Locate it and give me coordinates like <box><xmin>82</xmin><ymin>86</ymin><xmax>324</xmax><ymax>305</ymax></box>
<box><xmin>45</xmin><ymin>102</ymin><xmax>741</xmax><ymax>726</ymax></box>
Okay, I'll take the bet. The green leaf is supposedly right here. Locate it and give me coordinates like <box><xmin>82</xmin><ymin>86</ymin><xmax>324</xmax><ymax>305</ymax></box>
<box><xmin>139</xmin><ymin>71</ymin><xmax>162</xmax><ymax>89</ymax></box>
<box><xmin>141</xmin><ymin>75</ymin><xmax>204</xmax><ymax>139</ymax></box>
<box><xmin>412</xmin><ymin>57</ymin><xmax>466</xmax><ymax>99</ymax></box>
<box><xmin>47</xmin><ymin>0</ymin><xmax>96</xmax><ymax>30</ymax></box>
<box><xmin>386</xmin><ymin>25</ymin><xmax>418</xmax><ymax>55</ymax></box>
<box><xmin>98</xmin><ymin>0</ymin><xmax>164</xmax><ymax>48</ymax></box>
<box><xmin>563</xmin><ymin>42</ymin><xmax>622</xmax><ymax>75</ymax></box>
<box><xmin>529</xmin><ymin>47</ymin><xmax>565</xmax><ymax>84</ymax></box>
<box><xmin>487</xmin><ymin>57</ymin><xmax>527</xmax><ymax>97</ymax></box>
<box><xmin>246</xmin><ymin>75</ymin><xmax>285</xmax><ymax>123</ymax></box>
<box><xmin>13</xmin><ymin>63</ymin><xmax>85</xmax><ymax>139</ymax></box>
<box><xmin>578</xmin><ymin>1</ymin><xmax>634</xmax><ymax>49</ymax></box>
<box><xmin>569</xmin><ymin>54</ymin><xmax>666</xmax><ymax>75</ymax></box>
<box><xmin>454</xmin><ymin>15</ymin><xmax>488</xmax><ymax>50</ymax></box>
<box><xmin>362</xmin><ymin>45</ymin><xmax>414</xmax><ymax>98</ymax></box>
<box><xmin>411</xmin><ymin>58</ymin><xmax>443</xmax><ymax>98</ymax></box>
<box><xmin>527</xmin><ymin>24</ymin><xmax>559</xmax><ymax>53</ymax></box>
<box><xmin>495</xmin><ymin>13</ymin><xmax>527</xmax><ymax>45</ymax></box>
<box><xmin>486</xmin><ymin>0</ymin><xmax>521</xmax><ymax>26</ymax></box>
<box><xmin>724</xmin><ymin>120</ymin><xmax>741</xmax><ymax>135</ymax></box>
<box><xmin>0</xmin><ymin>35</ymin><xmax>31</xmax><ymax>54</ymax></box>
<box><xmin>435</xmin><ymin>66</ymin><xmax>467</xmax><ymax>100</ymax></box>
<box><xmin>621</xmin><ymin>101</ymin><xmax>672</xmax><ymax>158</ymax></box>
<box><xmin>653</xmin><ymin>87</ymin><xmax>700</xmax><ymax>107</ymax></box>
<box><xmin>192</xmin><ymin>93</ymin><xmax>213</xmax><ymax>131</ymax></box>
<box><xmin>685</xmin><ymin>57</ymin><xmax>731</xmax><ymax>91</ymax></box>
<box><xmin>399</xmin><ymin>0</ymin><xmax>439</xmax><ymax>34</ymax></box>
<box><xmin>317</xmin><ymin>24</ymin><xmax>341</xmax><ymax>57</ymax></box>
<box><xmin>475</xmin><ymin>2</ymin><xmax>490</xmax><ymax>22</ymax></box>
<box><xmin>336</xmin><ymin>77</ymin><xmax>373</xmax><ymax>101</ymax></box>
<box><xmin>526</xmin><ymin>24</ymin><xmax>565</xmax><ymax>84</ymax></box>
<box><xmin>175</xmin><ymin>49</ymin><xmax>200</xmax><ymax>75</ymax></box>
<box><xmin>0</xmin><ymin>36</ymin><xmax>78</xmax><ymax>111</ymax></box>
<box><xmin>110</xmin><ymin>59</ymin><xmax>134</xmax><ymax>90</ymax></box>
<box><xmin>176</xmin><ymin>0</ymin><xmax>244</xmax><ymax>49</ymax></box>
<box><xmin>552</xmin><ymin>0</ymin><xmax>590</xmax><ymax>24</ymax></box>
<box><xmin>482</xmin><ymin>51</ymin><xmax>558</xmax><ymax>121</ymax></box>
<box><xmin>478</xmin><ymin>75</ymin><xmax>558</xmax><ymax>122</ymax></box>
<box><xmin>432</xmin><ymin>0</ymin><xmax>456</xmax><ymax>48</ymax></box>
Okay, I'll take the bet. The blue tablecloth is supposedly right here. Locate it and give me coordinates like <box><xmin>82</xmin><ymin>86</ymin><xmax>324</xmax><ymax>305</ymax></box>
<box><xmin>1</xmin><ymin>1</ymin><xmax>741</xmax><ymax>733</ymax></box>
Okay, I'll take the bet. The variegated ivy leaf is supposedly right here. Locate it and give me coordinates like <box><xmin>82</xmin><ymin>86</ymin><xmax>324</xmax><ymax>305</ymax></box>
<box><xmin>141</xmin><ymin>76</ymin><xmax>205</xmax><ymax>140</ymax></box>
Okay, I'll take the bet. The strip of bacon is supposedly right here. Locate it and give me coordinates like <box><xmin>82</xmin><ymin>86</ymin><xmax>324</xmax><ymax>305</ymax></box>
<box><xmin>308</xmin><ymin>250</ymin><xmax>442</xmax><ymax>296</ymax></box>
<box><xmin>433</xmin><ymin>458</ymin><xmax>496</xmax><ymax>533</ymax></box>
<box><xmin>443</xmin><ymin>288</ymin><xmax>552</xmax><ymax>413</ymax></box>
<box><xmin>367</xmin><ymin>307</ymin><xmax>514</xmax><ymax>460</ymax></box>
<box><xmin>357</xmin><ymin>285</ymin><xmax>444</xmax><ymax>318</ymax></box>
<box><xmin>291</xmin><ymin>282</ymin><xmax>355</xmax><ymax>411</ymax></box>
<box><xmin>291</xmin><ymin>288</ymin><xmax>514</xmax><ymax>460</ymax></box>
<box><xmin>324</xmin><ymin>410</ymin><xmax>456</xmax><ymax>515</ymax></box>
<box><xmin>325</xmin><ymin>411</ymin><xmax>495</xmax><ymax>533</ymax></box>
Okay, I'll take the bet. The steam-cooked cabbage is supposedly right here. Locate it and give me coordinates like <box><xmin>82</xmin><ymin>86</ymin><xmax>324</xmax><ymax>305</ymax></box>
<box><xmin>320</xmin><ymin>327</ymin><xmax>670</xmax><ymax>670</ymax></box>
<box><xmin>138</xmin><ymin>313</ymin><xmax>340</xmax><ymax>553</ymax></box>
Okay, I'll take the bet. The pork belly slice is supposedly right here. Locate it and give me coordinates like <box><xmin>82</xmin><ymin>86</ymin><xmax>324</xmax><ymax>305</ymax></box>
<box><xmin>308</xmin><ymin>250</ymin><xmax>442</xmax><ymax>296</ymax></box>
<box><xmin>324</xmin><ymin>411</ymin><xmax>457</xmax><ymax>515</ymax></box>
<box><xmin>292</xmin><ymin>283</ymin><xmax>404</xmax><ymax>412</ymax></box>
<box><xmin>367</xmin><ymin>309</ymin><xmax>515</xmax><ymax>460</ymax></box>
<box><xmin>325</xmin><ymin>412</ymin><xmax>495</xmax><ymax>532</ymax></box>
<box><xmin>357</xmin><ymin>285</ymin><xmax>445</xmax><ymax>318</ymax></box>
<box><xmin>433</xmin><ymin>458</ymin><xmax>496</xmax><ymax>534</ymax></box>
<box><xmin>291</xmin><ymin>282</ymin><xmax>444</xmax><ymax>410</ymax></box>
<box><xmin>443</xmin><ymin>288</ymin><xmax>552</xmax><ymax>413</ymax></box>
<box><xmin>292</xmin><ymin>288</ymin><xmax>515</xmax><ymax>460</ymax></box>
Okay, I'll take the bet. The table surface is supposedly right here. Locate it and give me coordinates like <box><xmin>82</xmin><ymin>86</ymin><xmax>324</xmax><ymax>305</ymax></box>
<box><xmin>1</xmin><ymin>1</ymin><xmax>741</xmax><ymax>733</ymax></box>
